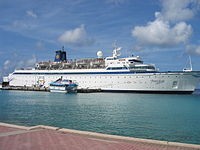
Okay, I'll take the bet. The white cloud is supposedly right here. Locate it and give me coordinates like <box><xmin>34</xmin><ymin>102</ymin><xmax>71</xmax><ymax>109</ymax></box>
<box><xmin>26</xmin><ymin>57</ymin><xmax>37</xmax><ymax>67</ymax></box>
<box><xmin>107</xmin><ymin>0</ymin><xmax>126</xmax><ymax>5</ymax></box>
<box><xmin>160</xmin><ymin>0</ymin><xmax>200</xmax><ymax>23</ymax></box>
<box><xmin>58</xmin><ymin>24</ymin><xmax>94</xmax><ymax>46</ymax></box>
<box><xmin>36</xmin><ymin>41</ymin><xmax>45</xmax><ymax>50</ymax></box>
<box><xmin>59</xmin><ymin>25</ymin><xmax>86</xmax><ymax>43</ymax></box>
<box><xmin>12</xmin><ymin>20</ymin><xmax>38</xmax><ymax>30</ymax></box>
<box><xmin>185</xmin><ymin>45</ymin><xmax>200</xmax><ymax>56</ymax></box>
<box><xmin>3</xmin><ymin>60</ymin><xmax>11</xmax><ymax>70</ymax></box>
<box><xmin>131</xmin><ymin>0</ymin><xmax>199</xmax><ymax>48</ymax></box>
<box><xmin>132</xmin><ymin>19</ymin><xmax>192</xmax><ymax>47</ymax></box>
<box><xmin>26</xmin><ymin>10</ymin><xmax>37</xmax><ymax>18</ymax></box>
<box><xmin>13</xmin><ymin>20</ymin><xmax>29</xmax><ymax>29</ymax></box>
<box><xmin>15</xmin><ymin>57</ymin><xmax>37</xmax><ymax>69</ymax></box>
<box><xmin>3</xmin><ymin>56</ymin><xmax>37</xmax><ymax>73</ymax></box>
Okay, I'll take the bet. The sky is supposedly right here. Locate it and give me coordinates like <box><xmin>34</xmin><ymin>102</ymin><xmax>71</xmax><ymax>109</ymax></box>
<box><xmin>0</xmin><ymin>0</ymin><xmax>200</xmax><ymax>80</ymax></box>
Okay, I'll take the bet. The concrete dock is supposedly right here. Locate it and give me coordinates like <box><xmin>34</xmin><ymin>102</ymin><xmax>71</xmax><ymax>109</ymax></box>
<box><xmin>1</xmin><ymin>86</ymin><xmax>49</xmax><ymax>92</ymax></box>
<box><xmin>0</xmin><ymin>122</ymin><xmax>199</xmax><ymax>150</ymax></box>
<box><xmin>1</xmin><ymin>86</ymin><xmax>102</xmax><ymax>93</ymax></box>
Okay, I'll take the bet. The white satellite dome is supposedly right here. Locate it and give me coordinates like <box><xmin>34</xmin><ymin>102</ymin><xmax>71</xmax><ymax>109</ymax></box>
<box><xmin>97</xmin><ymin>51</ymin><xmax>103</xmax><ymax>58</ymax></box>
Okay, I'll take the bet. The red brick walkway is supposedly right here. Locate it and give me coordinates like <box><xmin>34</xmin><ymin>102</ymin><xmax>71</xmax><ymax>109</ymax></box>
<box><xmin>0</xmin><ymin>123</ymin><xmax>199</xmax><ymax>150</ymax></box>
<box><xmin>0</xmin><ymin>126</ymin><xmax>20</xmax><ymax>134</ymax></box>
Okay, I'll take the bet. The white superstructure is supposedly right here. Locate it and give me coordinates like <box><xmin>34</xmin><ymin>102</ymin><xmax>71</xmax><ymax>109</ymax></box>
<box><xmin>6</xmin><ymin>46</ymin><xmax>200</xmax><ymax>94</ymax></box>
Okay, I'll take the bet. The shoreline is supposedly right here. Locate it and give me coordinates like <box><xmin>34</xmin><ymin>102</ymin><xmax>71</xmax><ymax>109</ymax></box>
<box><xmin>0</xmin><ymin>122</ymin><xmax>200</xmax><ymax>149</ymax></box>
<box><xmin>0</xmin><ymin>86</ymin><xmax>102</xmax><ymax>93</ymax></box>
<box><xmin>1</xmin><ymin>86</ymin><xmax>200</xmax><ymax>94</ymax></box>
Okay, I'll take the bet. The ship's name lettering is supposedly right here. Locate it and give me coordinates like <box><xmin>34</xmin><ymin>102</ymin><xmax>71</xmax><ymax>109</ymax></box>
<box><xmin>151</xmin><ymin>80</ymin><xmax>165</xmax><ymax>84</ymax></box>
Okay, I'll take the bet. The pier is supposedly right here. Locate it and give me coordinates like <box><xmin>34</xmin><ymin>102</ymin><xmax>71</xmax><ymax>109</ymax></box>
<box><xmin>1</xmin><ymin>86</ymin><xmax>102</xmax><ymax>93</ymax></box>
<box><xmin>0</xmin><ymin>122</ymin><xmax>199</xmax><ymax>150</ymax></box>
<box><xmin>1</xmin><ymin>86</ymin><xmax>49</xmax><ymax>91</ymax></box>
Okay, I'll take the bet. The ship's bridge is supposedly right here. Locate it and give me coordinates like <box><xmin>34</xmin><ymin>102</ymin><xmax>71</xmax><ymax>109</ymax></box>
<box><xmin>104</xmin><ymin>46</ymin><xmax>157</xmax><ymax>72</ymax></box>
<box><xmin>105</xmin><ymin>56</ymin><xmax>144</xmax><ymax>67</ymax></box>
<box><xmin>105</xmin><ymin>46</ymin><xmax>143</xmax><ymax>67</ymax></box>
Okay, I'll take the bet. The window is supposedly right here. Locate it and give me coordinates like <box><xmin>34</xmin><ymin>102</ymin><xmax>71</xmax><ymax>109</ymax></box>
<box><xmin>129</xmin><ymin>66</ymin><xmax>155</xmax><ymax>70</ymax></box>
<box><xmin>172</xmin><ymin>81</ymin><xmax>178</xmax><ymax>89</ymax></box>
<box><xmin>106</xmin><ymin>58</ymin><xmax>114</xmax><ymax>60</ymax></box>
<box><xmin>107</xmin><ymin>67</ymin><xmax>128</xmax><ymax>70</ymax></box>
<box><xmin>128</xmin><ymin>59</ymin><xmax>143</xmax><ymax>63</ymax></box>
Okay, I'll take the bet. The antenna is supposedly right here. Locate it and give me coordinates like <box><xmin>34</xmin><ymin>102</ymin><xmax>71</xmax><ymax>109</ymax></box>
<box><xmin>189</xmin><ymin>55</ymin><xmax>193</xmax><ymax>71</ymax></box>
<box><xmin>183</xmin><ymin>55</ymin><xmax>193</xmax><ymax>72</ymax></box>
<box><xmin>111</xmin><ymin>40</ymin><xmax>122</xmax><ymax>58</ymax></box>
<box><xmin>112</xmin><ymin>40</ymin><xmax>117</xmax><ymax>49</ymax></box>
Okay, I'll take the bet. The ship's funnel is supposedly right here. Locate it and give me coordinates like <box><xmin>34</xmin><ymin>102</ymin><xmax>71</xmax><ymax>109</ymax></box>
<box><xmin>54</xmin><ymin>50</ymin><xmax>67</xmax><ymax>62</ymax></box>
<box><xmin>61</xmin><ymin>51</ymin><xmax>66</xmax><ymax>61</ymax></box>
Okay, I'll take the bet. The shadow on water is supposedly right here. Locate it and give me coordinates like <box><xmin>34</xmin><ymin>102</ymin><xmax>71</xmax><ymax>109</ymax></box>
<box><xmin>0</xmin><ymin>90</ymin><xmax>200</xmax><ymax>145</ymax></box>
<box><xmin>193</xmin><ymin>89</ymin><xmax>200</xmax><ymax>95</ymax></box>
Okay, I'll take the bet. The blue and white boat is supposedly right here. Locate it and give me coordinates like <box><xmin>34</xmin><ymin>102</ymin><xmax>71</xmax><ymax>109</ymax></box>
<box><xmin>49</xmin><ymin>78</ymin><xmax>78</xmax><ymax>93</ymax></box>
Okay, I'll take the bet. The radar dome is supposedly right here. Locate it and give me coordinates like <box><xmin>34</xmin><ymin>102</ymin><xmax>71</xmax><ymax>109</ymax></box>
<box><xmin>97</xmin><ymin>51</ymin><xmax>103</xmax><ymax>58</ymax></box>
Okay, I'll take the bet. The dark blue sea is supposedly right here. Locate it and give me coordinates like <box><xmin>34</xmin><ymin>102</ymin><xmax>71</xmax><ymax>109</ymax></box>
<box><xmin>0</xmin><ymin>90</ymin><xmax>200</xmax><ymax>144</ymax></box>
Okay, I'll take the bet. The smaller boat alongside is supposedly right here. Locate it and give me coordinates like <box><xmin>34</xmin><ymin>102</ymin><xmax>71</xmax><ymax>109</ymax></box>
<box><xmin>49</xmin><ymin>78</ymin><xmax>78</xmax><ymax>93</ymax></box>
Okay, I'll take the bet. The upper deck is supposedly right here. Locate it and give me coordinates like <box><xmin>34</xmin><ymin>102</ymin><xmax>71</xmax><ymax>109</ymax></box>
<box><xmin>34</xmin><ymin>46</ymin><xmax>157</xmax><ymax>73</ymax></box>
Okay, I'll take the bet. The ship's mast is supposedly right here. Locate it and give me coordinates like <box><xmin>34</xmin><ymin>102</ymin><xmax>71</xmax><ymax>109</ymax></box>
<box><xmin>189</xmin><ymin>55</ymin><xmax>193</xmax><ymax>71</ymax></box>
<box><xmin>112</xmin><ymin>41</ymin><xmax>122</xmax><ymax>58</ymax></box>
<box><xmin>183</xmin><ymin>55</ymin><xmax>193</xmax><ymax>72</ymax></box>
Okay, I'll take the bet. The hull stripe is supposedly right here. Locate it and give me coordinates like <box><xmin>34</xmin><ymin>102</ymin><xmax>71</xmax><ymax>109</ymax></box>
<box><xmin>13</xmin><ymin>71</ymin><xmax>200</xmax><ymax>75</ymax></box>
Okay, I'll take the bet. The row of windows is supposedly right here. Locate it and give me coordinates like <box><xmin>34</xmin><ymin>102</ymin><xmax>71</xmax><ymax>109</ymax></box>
<box><xmin>106</xmin><ymin>67</ymin><xmax>128</xmax><ymax>70</ymax></box>
<box><xmin>17</xmin><ymin>75</ymin><xmax>179</xmax><ymax>79</ymax></box>
<box><xmin>15</xmin><ymin>79</ymin><xmax>169</xmax><ymax>90</ymax></box>
<box><xmin>129</xmin><ymin>66</ymin><xmax>155</xmax><ymax>69</ymax></box>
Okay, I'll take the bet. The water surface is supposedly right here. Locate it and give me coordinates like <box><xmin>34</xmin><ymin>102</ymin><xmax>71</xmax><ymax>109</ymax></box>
<box><xmin>0</xmin><ymin>90</ymin><xmax>200</xmax><ymax>144</ymax></box>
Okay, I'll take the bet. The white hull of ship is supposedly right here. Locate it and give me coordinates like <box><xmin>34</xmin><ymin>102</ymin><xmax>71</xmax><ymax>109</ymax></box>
<box><xmin>7</xmin><ymin>69</ymin><xmax>200</xmax><ymax>94</ymax></box>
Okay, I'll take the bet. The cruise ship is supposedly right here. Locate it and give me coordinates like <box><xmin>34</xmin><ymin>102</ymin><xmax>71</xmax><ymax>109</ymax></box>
<box><xmin>4</xmin><ymin>46</ymin><xmax>200</xmax><ymax>94</ymax></box>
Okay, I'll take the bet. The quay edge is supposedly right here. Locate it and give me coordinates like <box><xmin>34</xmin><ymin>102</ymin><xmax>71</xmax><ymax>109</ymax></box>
<box><xmin>0</xmin><ymin>86</ymin><xmax>197</xmax><ymax>94</ymax></box>
<box><xmin>0</xmin><ymin>122</ymin><xmax>200</xmax><ymax>150</ymax></box>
